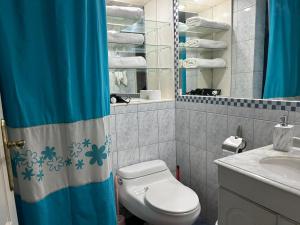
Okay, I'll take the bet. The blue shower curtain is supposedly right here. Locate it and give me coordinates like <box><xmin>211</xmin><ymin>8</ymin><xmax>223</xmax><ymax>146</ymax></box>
<box><xmin>263</xmin><ymin>0</ymin><xmax>300</xmax><ymax>98</ymax></box>
<box><xmin>0</xmin><ymin>1</ymin><xmax>116</xmax><ymax>225</ymax></box>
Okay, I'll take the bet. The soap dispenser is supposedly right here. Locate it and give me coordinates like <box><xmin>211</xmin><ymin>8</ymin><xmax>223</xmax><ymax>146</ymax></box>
<box><xmin>273</xmin><ymin>115</ymin><xmax>294</xmax><ymax>152</ymax></box>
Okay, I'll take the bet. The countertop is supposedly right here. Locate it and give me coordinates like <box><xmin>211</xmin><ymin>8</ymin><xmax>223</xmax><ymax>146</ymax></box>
<box><xmin>215</xmin><ymin>145</ymin><xmax>300</xmax><ymax>197</ymax></box>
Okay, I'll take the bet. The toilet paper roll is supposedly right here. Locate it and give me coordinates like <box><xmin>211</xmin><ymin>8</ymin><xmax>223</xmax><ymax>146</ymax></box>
<box><xmin>140</xmin><ymin>90</ymin><xmax>161</xmax><ymax>100</ymax></box>
<box><xmin>148</xmin><ymin>90</ymin><xmax>161</xmax><ymax>100</ymax></box>
<box><xmin>222</xmin><ymin>136</ymin><xmax>246</xmax><ymax>154</ymax></box>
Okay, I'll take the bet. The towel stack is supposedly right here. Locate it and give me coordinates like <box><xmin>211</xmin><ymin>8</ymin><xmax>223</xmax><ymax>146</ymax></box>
<box><xmin>186</xmin><ymin>16</ymin><xmax>230</xmax><ymax>30</ymax></box>
<box><xmin>108</xmin><ymin>31</ymin><xmax>144</xmax><ymax>45</ymax></box>
<box><xmin>106</xmin><ymin>6</ymin><xmax>143</xmax><ymax>20</ymax></box>
<box><xmin>184</xmin><ymin>39</ymin><xmax>227</xmax><ymax>49</ymax></box>
<box><xmin>181</xmin><ymin>58</ymin><xmax>226</xmax><ymax>69</ymax></box>
<box><xmin>109</xmin><ymin>56</ymin><xmax>147</xmax><ymax>69</ymax></box>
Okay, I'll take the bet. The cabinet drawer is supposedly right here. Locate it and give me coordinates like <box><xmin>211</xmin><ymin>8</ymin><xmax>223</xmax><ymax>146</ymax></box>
<box><xmin>219</xmin><ymin>188</ymin><xmax>277</xmax><ymax>225</ymax></box>
<box><xmin>278</xmin><ymin>216</ymin><xmax>299</xmax><ymax>225</ymax></box>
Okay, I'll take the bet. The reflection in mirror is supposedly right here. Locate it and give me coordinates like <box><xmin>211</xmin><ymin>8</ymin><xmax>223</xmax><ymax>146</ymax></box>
<box><xmin>177</xmin><ymin>0</ymin><xmax>300</xmax><ymax>100</ymax></box>
<box><xmin>263</xmin><ymin>0</ymin><xmax>300</xmax><ymax>100</ymax></box>
<box><xmin>106</xmin><ymin>0</ymin><xmax>174</xmax><ymax>101</ymax></box>
<box><xmin>178</xmin><ymin>0</ymin><xmax>232</xmax><ymax>97</ymax></box>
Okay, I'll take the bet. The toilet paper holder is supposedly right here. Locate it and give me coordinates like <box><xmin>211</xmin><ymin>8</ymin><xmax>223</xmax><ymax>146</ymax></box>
<box><xmin>222</xmin><ymin>126</ymin><xmax>247</xmax><ymax>154</ymax></box>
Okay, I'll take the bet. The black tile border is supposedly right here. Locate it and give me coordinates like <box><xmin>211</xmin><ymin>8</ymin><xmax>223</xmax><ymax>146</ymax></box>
<box><xmin>176</xmin><ymin>95</ymin><xmax>299</xmax><ymax>112</ymax></box>
<box><xmin>172</xmin><ymin>0</ymin><xmax>300</xmax><ymax>112</ymax></box>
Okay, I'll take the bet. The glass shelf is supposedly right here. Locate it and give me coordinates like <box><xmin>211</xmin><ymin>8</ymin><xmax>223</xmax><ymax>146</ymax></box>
<box><xmin>179</xmin><ymin>66</ymin><xmax>226</xmax><ymax>70</ymax></box>
<box><xmin>107</xmin><ymin>16</ymin><xmax>170</xmax><ymax>34</ymax></box>
<box><xmin>179</xmin><ymin>25</ymin><xmax>229</xmax><ymax>37</ymax></box>
<box><xmin>179</xmin><ymin>46</ymin><xmax>226</xmax><ymax>52</ymax></box>
<box><xmin>107</xmin><ymin>0</ymin><xmax>152</xmax><ymax>7</ymax></box>
<box><xmin>108</xmin><ymin>42</ymin><xmax>171</xmax><ymax>54</ymax></box>
<box><xmin>109</xmin><ymin>68</ymin><xmax>172</xmax><ymax>72</ymax></box>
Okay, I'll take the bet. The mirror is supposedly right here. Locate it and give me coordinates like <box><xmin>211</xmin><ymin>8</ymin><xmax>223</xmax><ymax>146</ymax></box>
<box><xmin>178</xmin><ymin>0</ymin><xmax>233</xmax><ymax>97</ymax></box>
<box><xmin>106</xmin><ymin>0</ymin><xmax>174</xmax><ymax>101</ymax></box>
<box><xmin>176</xmin><ymin>0</ymin><xmax>300</xmax><ymax>100</ymax></box>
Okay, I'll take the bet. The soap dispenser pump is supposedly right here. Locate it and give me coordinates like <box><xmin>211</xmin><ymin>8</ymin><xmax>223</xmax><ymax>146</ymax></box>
<box><xmin>273</xmin><ymin>115</ymin><xmax>294</xmax><ymax>152</ymax></box>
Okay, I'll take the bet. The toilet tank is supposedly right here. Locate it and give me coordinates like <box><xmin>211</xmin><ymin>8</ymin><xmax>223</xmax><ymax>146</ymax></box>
<box><xmin>117</xmin><ymin>160</ymin><xmax>175</xmax><ymax>187</ymax></box>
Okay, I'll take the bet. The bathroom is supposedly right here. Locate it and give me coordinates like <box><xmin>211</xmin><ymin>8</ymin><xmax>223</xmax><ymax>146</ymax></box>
<box><xmin>0</xmin><ymin>0</ymin><xmax>300</xmax><ymax>225</ymax></box>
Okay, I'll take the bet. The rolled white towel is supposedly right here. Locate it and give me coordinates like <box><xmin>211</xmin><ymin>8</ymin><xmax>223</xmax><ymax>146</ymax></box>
<box><xmin>183</xmin><ymin>58</ymin><xmax>226</xmax><ymax>69</ymax></box>
<box><xmin>185</xmin><ymin>39</ymin><xmax>227</xmax><ymax>49</ymax></box>
<box><xmin>186</xmin><ymin>16</ymin><xmax>230</xmax><ymax>30</ymax></box>
<box><xmin>178</xmin><ymin>22</ymin><xmax>189</xmax><ymax>32</ymax></box>
<box><xmin>108</xmin><ymin>31</ymin><xmax>144</xmax><ymax>45</ymax></box>
<box><xmin>109</xmin><ymin>56</ymin><xmax>147</xmax><ymax>69</ymax></box>
<box><xmin>106</xmin><ymin>6</ymin><xmax>143</xmax><ymax>20</ymax></box>
<box><xmin>179</xmin><ymin>59</ymin><xmax>184</xmax><ymax>68</ymax></box>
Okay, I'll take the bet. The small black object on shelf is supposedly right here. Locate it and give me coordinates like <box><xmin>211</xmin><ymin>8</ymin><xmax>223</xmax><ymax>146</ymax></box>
<box><xmin>186</xmin><ymin>88</ymin><xmax>221</xmax><ymax>96</ymax></box>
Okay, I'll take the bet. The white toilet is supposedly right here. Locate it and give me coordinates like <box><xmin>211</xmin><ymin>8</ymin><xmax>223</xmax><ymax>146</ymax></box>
<box><xmin>117</xmin><ymin>160</ymin><xmax>201</xmax><ymax>225</ymax></box>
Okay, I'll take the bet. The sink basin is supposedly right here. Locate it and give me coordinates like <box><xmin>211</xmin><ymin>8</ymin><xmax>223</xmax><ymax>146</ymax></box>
<box><xmin>260</xmin><ymin>156</ymin><xmax>300</xmax><ymax>180</ymax></box>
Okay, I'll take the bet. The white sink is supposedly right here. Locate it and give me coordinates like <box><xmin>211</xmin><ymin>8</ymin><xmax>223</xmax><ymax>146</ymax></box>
<box><xmin>260</xmin><ymin>156</ymin><xmax>300</xmax><ymax>180</ymax></box>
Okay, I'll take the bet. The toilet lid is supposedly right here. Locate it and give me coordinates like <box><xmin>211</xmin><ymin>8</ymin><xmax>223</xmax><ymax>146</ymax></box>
<box><xmin>144</xmin><ymin>181</ymin><xmax>199</xmax><ymax>215</ymax></box>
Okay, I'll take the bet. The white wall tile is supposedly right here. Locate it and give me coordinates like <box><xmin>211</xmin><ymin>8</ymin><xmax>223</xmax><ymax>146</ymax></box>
<box><xmin>116</xmin><ymin>113</ymin><xmax>138</xmax><ymax>151</ymax></box>
<box><xmin>254</xmin><ymin>109</ymin><xmax>288</xmax><ymax>122</ymax></box>
<box><xmin>190</xmin><ymin>146</ymin><xmax>207</xmax><ymax>218</ymax></box>
<box><xmin>176</xmin><ymin>141</ymin><xmax>190</xmax><ymax>186</ymax></box>
<box><xmin>158</xmin><ymin>109</ymin><xmax>175</xmax><ymax>142</ymax></box>
<box><xmin>189</xmin><ymin>111</ymin><xmax>207</xmax><ymax>149</ymax></box>
<box><xmin>114</xmin><ymin>104</ymin><xmax>138</xmax><ymax>114</ymax></box>
<box><xmin>228</xmin><ymin>116</ymin><xmax>254</xmax><ymax>149</ymax></box>
<box><xmin>253</xmin><ymin>119</ymin><xmax>276</xmax><ymax>148</ymax></box>
<box><xmin>207</xmin><ymin>113</ymin><xmax>228</xmax><ymax>154</ymax></box>
<box><xmin>138</xmin><ymin>102</ymin><xmax>157</xmax><ymax>112</ymax></box>
<box><xmin>175</xmin><ymin>109</ymin><xmax>190</xmax><ymax>144</ymax></box>
<box><xmin>118</xmin><ymin>148</ymin><xmax>140</xmax><ymax>168</ymax></box>
<box><xmin>237</xmin><ymin>0</ymin><xmax>256</xmax><ymax>11</ymax></box>
<box><xmin>138</xmin><ymin>111</ymin><xmax>159</xmax><ymax>146</ymax></box>
<box><xmin>139</xmin><ymin>144</ymin><xmax>159</xmax><ymax>162</ymax></box>
<box><xmin>159</xmin><ymin>141</ymin><xmax>176</xmax><ymax>172</ymax></box>
<box><xmin>228</xmin><ymin>106</ymin><xmax>255</xmax><ymax>118</ymax></box>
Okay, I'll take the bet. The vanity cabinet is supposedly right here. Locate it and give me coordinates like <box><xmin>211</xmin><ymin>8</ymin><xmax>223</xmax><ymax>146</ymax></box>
<box><xmin>278</xmin><ymin>217</ymin><xmax>299</xmax><ymax>225</ymax></box>
<box><xmin>219</xmin><ymin>188</ymin><xmax>300</xmax><ymax>225</ymax></box>
<box><xmin>219</xmin><ymin>188</ymin><xmax>277</xmax><ymax>225</ymax></box>
<box><xmin>216</xmin><ymin>146</ymin><xmax>300</xmax><ymax>225</ymax></box>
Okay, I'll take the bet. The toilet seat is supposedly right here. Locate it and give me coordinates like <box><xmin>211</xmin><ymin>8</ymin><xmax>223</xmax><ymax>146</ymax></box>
<box><xmin>145</xmin><ymin>181</ymin><xmax>199</xmax><ymax>215</ymax></box>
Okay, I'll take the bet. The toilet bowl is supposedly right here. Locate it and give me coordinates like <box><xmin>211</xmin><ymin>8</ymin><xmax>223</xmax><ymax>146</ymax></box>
<box><xmin>117</xmin><ymin>160</ymin><xmax>201</xmax><ymax>225</ymax></box>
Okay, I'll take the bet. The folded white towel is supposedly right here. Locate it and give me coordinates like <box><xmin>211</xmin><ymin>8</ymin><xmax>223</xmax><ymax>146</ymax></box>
<box><xmin>106</xmin><ymin>6</ymin><xmax>143</xmax><ymax>20</ymax></box>
<box><xmin>185</xmin><ymin>39</ymin><xmax>227</xmax><ymax>49</ymax></box>
<box><xmin>109</xmin><ymin>56</ymin><xmax>147</xmax><ymax>69</ymax></box>
<box><xmin>121</xmin><ymin>71</ymin><xmax>128</xmax><ymax>86</ymax></box>
<box><xmin>179</xmin><ymin>22</ymin><xmax>189</xmax><ymax>32</ymax></box>
<box><xmin>183</xmin><ymin>58</ymin><xmax>226</xmax><ymax>69</ymax></box>
<box><xmin>186</xmin><ymin>16</ymin><xmax>230</xmax><ymax>30</ymax></box>
<box><xmin>108</xmin><ymin>31</ymin><xmax>144</xmax><ymax>45</ymax></box>
<box><xmin>113</xmin><ymin>71</ymin><xmax>128</xmax><ymax>87</ymax></box>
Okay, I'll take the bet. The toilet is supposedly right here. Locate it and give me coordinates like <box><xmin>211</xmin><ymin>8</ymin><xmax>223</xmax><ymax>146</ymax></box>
<box><xmin>117</xmin><ymin>160</ymin><xmax>200</xmax><ymax>225</ymax></box>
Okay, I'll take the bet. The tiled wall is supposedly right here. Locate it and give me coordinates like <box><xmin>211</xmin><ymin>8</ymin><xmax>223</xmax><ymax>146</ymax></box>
<box><xmin>110</xmin><ymin>100</ymin><xmax>176</xmax><ymax>173</ymax></box>
<box><xmin>175</xmin><ymin>101</ymin><xmax>300</xmax><ymax>225</ymax></box>
<box><xmin>231</xmin><ymin>0</ymin><xmax>266</xmax><ymax>98</ymax></box>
